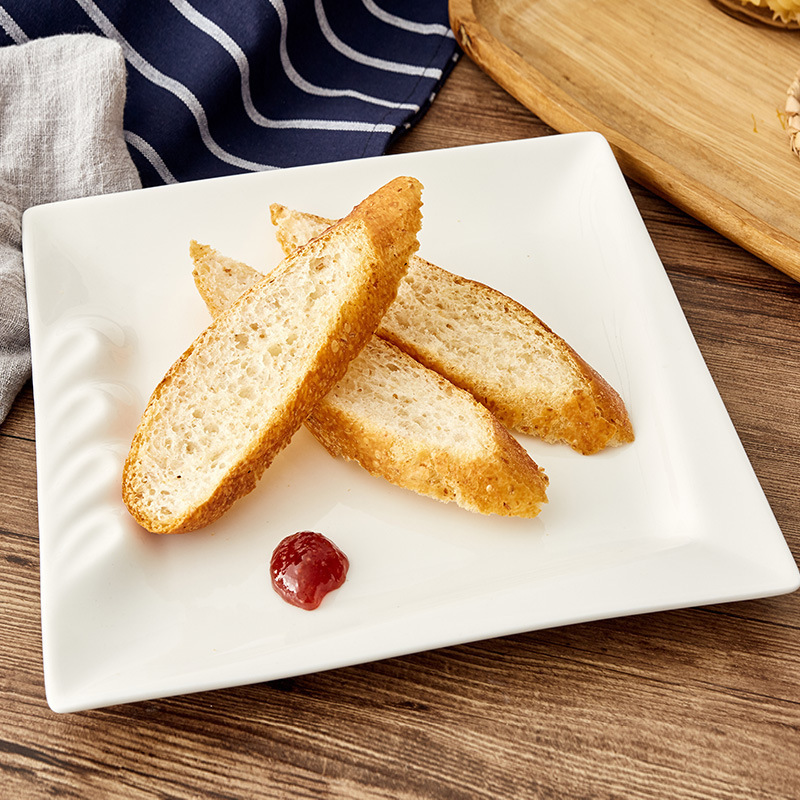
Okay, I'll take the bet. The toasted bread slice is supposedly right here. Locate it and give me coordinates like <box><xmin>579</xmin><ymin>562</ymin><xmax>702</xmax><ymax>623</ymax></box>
<box><xmin>193</xmin><ymin>253</ymin><xmax>548</xmax><ymax>518</ymax></box>
<box><xmin>270</xmin><ymin>205</ymin><xmax>634</xmax><ymax>455</ymax></box>
<box><xmin>122</xmin><ymin>177</ymin><xmax>423</xmax><ymax>533</ymax></box>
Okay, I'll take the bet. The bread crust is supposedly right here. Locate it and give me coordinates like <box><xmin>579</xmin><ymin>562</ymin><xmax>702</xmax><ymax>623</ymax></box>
<box><xmin>270</xmin><ymin>207</ymin><xmax>634</xmax><ymax>455</ymax></box>
<box><xmin>387</xmin><ymin>259</ymin><xmax>634</xmax><ymax>455</ymax></box>
<box><xmin>194</xmin><ymin>257</ymin><xmax>548</xmax><ymax>518</ymax></box>
<box><xmin>123</xmin><ymin>177</ymin><xmax>422</xmax><ymax>533</ymax></box>
<box><xmin>305</xmin><ymin>344</ymin><xmax>548</xmax><ymax>518</ymax></box>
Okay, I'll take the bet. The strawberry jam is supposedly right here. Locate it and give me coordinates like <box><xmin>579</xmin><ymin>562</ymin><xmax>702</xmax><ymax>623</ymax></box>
<box><xmin>270</xmin><ymin>531</ymin><xmax>349</xmax><ymax>610</ymax></box>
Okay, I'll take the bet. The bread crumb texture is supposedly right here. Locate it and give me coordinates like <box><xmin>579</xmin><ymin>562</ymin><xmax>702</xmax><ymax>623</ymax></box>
<box><xmin>271</xmin><ymin>207</ymin><xmax>634</xmax><ymax>456</ymax></box>
<box><xmin>307</xmin><ymin>338</ymin><xmax>548</xmax><ymax>518</ymax></box>
<box><xmin>193</xmin><ymin>252</ymin><xmax>548</xmax><ymax>518</ymax></box>
<box><xmin>122</xmin><ymin>177</ymin><xmax>422</xmax><ymax>533</ymax></box>
<box><xmin>379</xmin><ymin>258</ymin><xmax>634</xmax><ymax>454</ymax></box>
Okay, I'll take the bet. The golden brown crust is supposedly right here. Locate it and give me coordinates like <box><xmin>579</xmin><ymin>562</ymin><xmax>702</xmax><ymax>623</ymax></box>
<box><xmin>448</xmin><ymin>290</ymin><xmax>634</xmax><ymax>454</ymax></box>
<box><xmin>123</xmin><ymin>177</ymin><xmax>423</xmax><ymax>533</ymax></box>
<box><xmin>270</xmin><ymin>211</ymin><xmax>634</xmax><ymax>456</ymax></box>
<box><xmin>306</xmin><ymin>382</ymin><xmax>548</xmax><ymax>519</ymax></box>
<box><xmin>711</xmin><ymin>0</ymin><xmax>800</xmax><ymax>27</ymax></box>
<box><xmin>377</xmin><ymin>259</ymin><xmax>634</xmax><ymax>456</ymax></box>
<box><xmin>192</xmin><ymin>251</ymin><xmax>548</xmax><ymax>519</ymax></box>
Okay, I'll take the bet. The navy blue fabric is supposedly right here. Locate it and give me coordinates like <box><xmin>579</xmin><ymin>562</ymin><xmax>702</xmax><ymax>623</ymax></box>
<box><xmin>0</xmin><ymin>1</ymin><xmax>459</xmax><ymax>186</ymax></box>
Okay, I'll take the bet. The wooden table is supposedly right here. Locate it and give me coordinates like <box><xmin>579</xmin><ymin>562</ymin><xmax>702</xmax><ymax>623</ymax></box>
<box><xmin>2</xmin><ymin>55</ymin><xmax>799</xmax><ymax>799</ymax></box>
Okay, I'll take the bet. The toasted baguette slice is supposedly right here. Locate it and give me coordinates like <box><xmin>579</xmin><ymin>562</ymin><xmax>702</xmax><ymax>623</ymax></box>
<box><xmin>123</xmin><ymin>176</ymin><xmax>423</xmax><ymax>533</ymax></box>
<box><xmin>193</xmin><ymin>253</ymin><xmax>548</xmax><ymax>518</ymax></box>
<box><xmin>270</xmin><ymin>205</ymin><xmax>634</xmax><ymax>455</ymax></box>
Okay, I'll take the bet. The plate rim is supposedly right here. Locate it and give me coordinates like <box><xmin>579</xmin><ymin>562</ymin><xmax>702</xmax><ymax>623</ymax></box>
<box><xmin>23</xmin><ymin>132</ymin><xmax>800</xmax><ymax>713</ymax></box>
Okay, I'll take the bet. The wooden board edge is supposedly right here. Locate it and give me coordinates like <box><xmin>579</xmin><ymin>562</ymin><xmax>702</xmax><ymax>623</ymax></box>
<box><xmin>448</xmin><ymin>0</ymin><xmax>800</xmax><ymax>283</ymax></box>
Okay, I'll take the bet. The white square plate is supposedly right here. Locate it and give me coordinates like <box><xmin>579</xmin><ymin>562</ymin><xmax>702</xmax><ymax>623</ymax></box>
<box><xmin>23</xmin><ymin>134</ymin><xmax>799</xmax><ymax>713</ymax></box>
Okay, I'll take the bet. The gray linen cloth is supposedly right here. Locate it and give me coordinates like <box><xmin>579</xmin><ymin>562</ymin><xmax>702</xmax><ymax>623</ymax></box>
<box><xmin>0</xmin><ymin>33</ymin><xmax>141</xmax><ymax>422</ymax></box>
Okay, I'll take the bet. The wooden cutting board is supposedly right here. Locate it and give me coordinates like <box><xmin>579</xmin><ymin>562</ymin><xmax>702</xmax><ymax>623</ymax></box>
<box><xmin>449</xmin><ymin>0</ymin><xmax>800</xmax><ymax>282</ymax></box>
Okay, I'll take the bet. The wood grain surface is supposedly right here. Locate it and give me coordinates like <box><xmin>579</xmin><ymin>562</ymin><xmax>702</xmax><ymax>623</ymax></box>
<box><xmin>449</xmin><ymin>0</ymin><xmax>800</xmax><ymax>283</ymax></box>
<box><xmin>2</xmin><ymin>55</ymin><xmax>800</xmax><ymax>800</ymax></box>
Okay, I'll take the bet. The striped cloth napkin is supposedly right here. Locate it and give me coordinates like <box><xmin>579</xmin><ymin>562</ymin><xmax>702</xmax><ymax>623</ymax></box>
<box><xmin>0</xmin><ymin>1</ymin><xmax>459</xmax><ymax>422</ymax></box>
<box><xmin>0</xmin><ymin>0</ymin><xmax>460</xmax><ymax>185</ymax></box>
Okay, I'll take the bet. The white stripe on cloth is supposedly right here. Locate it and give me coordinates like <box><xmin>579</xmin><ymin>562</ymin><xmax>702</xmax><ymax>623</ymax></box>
<box><xmin>75</xmin><ymin>0</ymin><xmax>399</xmax><ymax>178</ymax></box>
<box><xmin>74</xmin><ymin>0</ymin><xmax>280</xmax><ymax>172</ymax></box>
<box><xmin>314</xmin><ymin>0</ymin><xmax>442</xmax><ymax>79</ymax></box>
<box><xmin>361</xmin><ymin>0</ymin><xmax>454</xmax><ymax>38</ymax></box>
<box><xmin>0</xmin><ymin>7</ymin><xmax>28</xmax><ymax>44</ymax></box>
<box><xmin>268</xmin><ymin>0</ymin><xmax>419</xmax><ymax>111</ymax></box>
<box><xmin>124</xmin><ymin>131</ymin><xmax>179</xmax><ymax>184</ymax></box>
<box><xmin>167</xmin><ymin>0</ymin><xmax>397</xmax><ymax>132</ymax></box>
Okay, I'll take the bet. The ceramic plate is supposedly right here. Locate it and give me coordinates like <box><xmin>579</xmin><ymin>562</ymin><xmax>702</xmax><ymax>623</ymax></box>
<box><xmin>23</xmin><ymin>134</ymin><xmax>799</xmax><ymax>713</ymax></box>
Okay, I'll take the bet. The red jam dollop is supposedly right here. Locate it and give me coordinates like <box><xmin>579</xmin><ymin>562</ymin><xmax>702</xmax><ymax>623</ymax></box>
<box><xmin>270</xmin><ymin>531</ymin><xmax>349</xmax><ymax>610</ymax></box>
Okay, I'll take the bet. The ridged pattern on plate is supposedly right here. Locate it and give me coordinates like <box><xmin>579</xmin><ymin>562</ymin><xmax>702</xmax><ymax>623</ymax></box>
<box><xmin>35</xmin><ymin>316</ymin><xmax>140</xmax><ymax>584</ymax></box>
